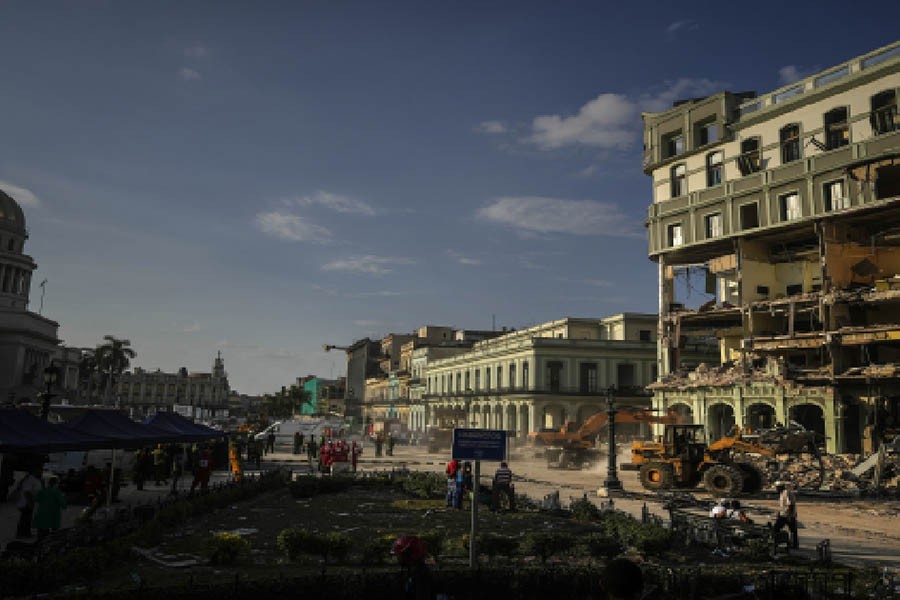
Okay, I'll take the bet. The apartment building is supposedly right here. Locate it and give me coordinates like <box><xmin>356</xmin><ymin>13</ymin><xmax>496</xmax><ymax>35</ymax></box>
<box><xmin>644</xmin><ymin>42</ymin><xmax>900</xmax><ymax>452</ymax></box>
<box><xmin>420</xmin><ymin>314</ymin><xmax>717</xmax><ymax>440</ymax></box>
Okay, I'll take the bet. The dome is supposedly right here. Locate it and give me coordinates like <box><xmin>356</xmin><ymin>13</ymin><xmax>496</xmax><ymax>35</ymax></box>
<box><xmin>0</xmin><ymin>188</ymin><xmax>26</xmax><ymax>234</ymax></box>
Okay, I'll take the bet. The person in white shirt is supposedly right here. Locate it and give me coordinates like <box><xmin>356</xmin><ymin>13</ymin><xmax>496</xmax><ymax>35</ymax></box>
<box><xmin>709</xmin><ymin>499</ymin><xmax>728</xmax><ymax>519</ymax></box>
<box><xmin>773</xmin><ymin>481</ymin><xmax>799</xmax><ymax>549</ymax></box>
<box><xmin>14</xmin><ymin>466</ymin><xmax>43</xmax><ymax>538</ymax></box>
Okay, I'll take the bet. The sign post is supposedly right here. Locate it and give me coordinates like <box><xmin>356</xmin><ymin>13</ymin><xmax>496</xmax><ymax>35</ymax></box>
<box><xmin>452</xmin><ymin>428</ymin><xmax>507</xmax><ymax>568</ymax></box>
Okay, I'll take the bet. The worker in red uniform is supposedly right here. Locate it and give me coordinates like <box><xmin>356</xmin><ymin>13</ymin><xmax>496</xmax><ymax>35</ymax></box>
<box><xmin>191</xmin><ymin>446</ymin><xmax>213</xmax><ymax>492</ymax></box>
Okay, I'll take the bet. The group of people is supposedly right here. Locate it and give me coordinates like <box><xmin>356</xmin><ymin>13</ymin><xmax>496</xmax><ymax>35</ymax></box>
<box><xmin>444</xmin><ymin>459</ymin><xmax>515</xmax><ymax>512</ymax></box>
<box><xmin>317</xmin><ymin>439</ymin><xmax>363</xmax><ymax>473</ymax></box>
<box><xmin>11</xmin><ymin>466</ymin><xmax>67</xmax><ymax>540</ymax></box>
<box><xmin>132</xmin><ymin>443</ymin><xmax>216</xmax><ymax>495</ymax></box>
<box><xmin>373</xmin><ymin>432</ymin><xmax>396</xmax><ymax>457</ymax></box>
<box><xmin>709</xmin><ymin>480</ymin><xmax>799</xmax><ymax>549</ymax></box>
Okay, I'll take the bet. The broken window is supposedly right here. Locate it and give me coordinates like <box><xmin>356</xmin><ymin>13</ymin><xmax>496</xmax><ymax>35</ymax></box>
<box><xmin>871</xmin><ymin>90</ymin><xmax>897</xmax><ymax>135</ymax></box>
<box><xmin>780</xmin><ymin>192</ymin><xmax>802</xmax><ymax>221</ymax></box>
<box><xmin>824</xmin><ymin>107</ymin><xmax>849</xmax><ymax>149</ymax></box>
<box><xmin>824</xmin><ymin>180</ymin><xmax>849</xmax><ymax>211</ymax></box>
<box><xmin>664</xmin><ymin>131</ymin><xmax>684</xmax><ymax>158</ymax></box>
<box><xmin>697</xmin><ymin>120</ymin><xmax>718</xmax><ymax>146</ymax></box>
<box><xmin>740</xmin><ymin>202</ymin><xmax>759</xmax><ymax>230</ymax></box>
<box><xmin>737</xmin><ymin>137</ymin><xmax>762</xmax><ymax>175</ymax></box>
<box><xmin>875</xmin><ymin>165</ymin><xmax>900</xmax><ymax>199</ymax></box>
<box><xmin>667</xmin><ymin>223</ymin><xmax>683</xmax><ymax>247</ymax></box>
<box><xmin>704</xmin><ymin>212</ymin><xmax>723</xmax><ymax>238</ymax></box>
<box><xmin>579</xmin><ymin>363</ymin><xmax>598</xmax><ymax>393</ymax></box>
<box><xmin>780</xmin><ymin>124</ymin><xmax>801</xmax><ymax>164</ymax></box>
<box><xmin>706</xmin><ymin>151</ymin><xmax>723</xmax><ymax>187</ymax></box>
<box><xmin>671</xmin><ymin>163</ymin><xmax>686</xmax><ymax>197</ymax></box>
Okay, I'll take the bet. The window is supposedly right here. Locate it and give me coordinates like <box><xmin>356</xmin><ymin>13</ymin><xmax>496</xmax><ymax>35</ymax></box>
<box><xmin>667</xmin><ymin>223</ymin><xmax>683</xmax><ymax>247</ymax></box>
<box><xmin>546</xmin><ymin>361</ymin><xmax>562</xmax><ymax>392</ymax></box>
<box><xmin>522</xmin><ymin>361</ymin><xmax>529</xmax><ymax>389</ymax></box>
<box><xmin>780</xmin><ymin>192</ymin><xmax>802</xmax><ymax>221</ymax></box>
<box><xmin>509</xmin><ymin>363</ymin><xmax>516</xmax><ymax>389</ymax></box>
<box><xmin>706</xmin><ymin>151</ymin><xmax>723</xmax><ymax>187</ymax></box>
<box><xmin>455</xmin><ymin>372</ymin><xmax>461</xmax><ymax>391</ymax></box>
<box><xmin>671</xmin><ymin>163</ymin><xmax>686</xmax><ymax>197</ymax></box>
<box><xmin>579</xmin><ymin>363</ymin><xmax>598</xmax><ymax>393</ymax></box>
<box><xmin>824</xmin><ymin>180</ymin><xmax>849</xmax><ymax>211</ymax></box>
<box><xmin>464</xmin><ymin>371</ymin><xmax>470</xmax><ymax>391</ymax></box>
<box><xmin>824</xmin><ymin>107</ymin><xmax>849</xmax><ymax>149</ymax></box>
<box><xmin>740</xmin><ymin>203</ymin><xmax>759</xmax><ymax>230</ymax></box>
<box><xmin>780</xmin><ymin>124</ymin><xmax>801</xmax><ymax>163</ymax></box>
<box><xmin>485</xmin><ymin>368</ymin><xmax>491</xmax><ymax>390</ymax></box>
<box><xmin>474</xmin><ymin>369</ymin><xmax>480</xmax><ymax>390</ymax></box>
<box><xmin>737</xmin><ymin>137</ymin><xmax>762</xmax><ymax>175</ymax></box>
<box><xmin>664</xmin><ymin>131</ymin><xmax>684</xmax><ymax>157</ymax></box>
<box><xmin>639</xmin><ymin>329</ymin><xmax>652</xmax><ymax>342</ymax></box>
<box><xmin>871</xmin><ymin>90</ymin><xmax>897</xmax><ymax>135</ymax></box>
<box><xmin>704</xmin><ymin>213</ymin><xmax>723</xmax><ymax>238</ymax></box>
<box><xmin>697</xmin><ymin>120</ymin><xmax>718</xmax><ymax>146</ymax></box>
<box><xmin>496</xmin><ymin>366</ymin><xmax>502</xmax><ymax>389</ymax></box>
<box><xmin>617</xmin><ymin>363</ymin><xmax>635</xmax><ymax>388</ymax></box>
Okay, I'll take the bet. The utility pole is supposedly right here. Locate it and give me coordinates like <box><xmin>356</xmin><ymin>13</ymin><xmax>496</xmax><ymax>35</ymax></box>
<box><xmin>603</xmin><ymin>385</ymin><xmax>622</xmax><ymax>492</ymax></box>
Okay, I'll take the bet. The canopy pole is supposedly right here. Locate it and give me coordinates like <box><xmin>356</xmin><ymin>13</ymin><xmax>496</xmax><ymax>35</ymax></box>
<box><xmin>106</xmin><ymin>447</ymin><xmax>116</xmax><ymax>515</ymax></box>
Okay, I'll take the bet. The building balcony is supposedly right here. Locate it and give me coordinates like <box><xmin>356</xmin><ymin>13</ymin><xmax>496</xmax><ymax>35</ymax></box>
<box><xmin>422</xmin><ymin>384</ymin><xmax>651</xmax><ymax>400</ymax></box>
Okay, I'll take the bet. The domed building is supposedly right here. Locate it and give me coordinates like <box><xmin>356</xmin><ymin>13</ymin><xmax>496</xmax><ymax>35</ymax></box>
<box><xmin>0</xmin><ymin>188</ymin><xmax>67</xmax><ymax>402</ymax></box>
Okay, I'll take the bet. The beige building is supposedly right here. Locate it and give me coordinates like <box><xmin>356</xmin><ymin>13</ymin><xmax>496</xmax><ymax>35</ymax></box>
<box><xmin>115</xmin><ymin>352</ymin><xmax>230</xmax><ymax>418</ymax></box>
<box><xmin>420</xmin><ymin>314</ymin><xmax>717</xmax><ymax>440</ymax></box>
<box><xmin>644</xmin><ymin>42</ymin><xmax>900</xmax><ymax>452</ymax></box>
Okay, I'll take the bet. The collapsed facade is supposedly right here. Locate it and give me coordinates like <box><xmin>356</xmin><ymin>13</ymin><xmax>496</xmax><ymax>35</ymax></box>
<box><xmin>644</xmin><ymin>42</ymin><xmax>900</xmax><ymax>453</ymax></box>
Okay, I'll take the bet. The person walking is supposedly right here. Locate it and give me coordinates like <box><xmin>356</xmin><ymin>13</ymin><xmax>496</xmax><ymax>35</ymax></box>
<box><xmin>773</xmin><ymin>481</ymin><xmax>799</xmax><ymax>549</ymax></box>
<box><xmin>152</xmin><ymin>444</ymin><xmax>168</xmax><ymax>486</ymax></box>
<box><xmin>191</xmin><ymin>446</ymin><xmax>213</xmax><ymax>492</ymax></box>
<box><xmin>386</xmin><ymin>433</ymin><xmax>395</xmax><ymax>456</ymax></box>
<box><xmin>293</xmin><ymin>431</ymin><xmax>302</xmax><ymax>455</ymax></box>
<box><xmin>170</xmin><ymin>447</ymin><xmax>184</xmax><ymax>495</ymax></box>
<box><xmin>14</xmin><ymin>466</ymin><xmax>43</xmax><ymax>538</ymax></box>
<box><xmin>491</xmin><ymin>461</ymin><xmax>515</xmax><ymax>512</ymax></box>
<box><xmin>32</xmin><ymin>476</ymin><xmax>66</xmax><ymax>540</ymax></box>
<box><xmin>267</xmin><ymin>431</ymin><xmax>276</xmax><ymax>454</ymax></box>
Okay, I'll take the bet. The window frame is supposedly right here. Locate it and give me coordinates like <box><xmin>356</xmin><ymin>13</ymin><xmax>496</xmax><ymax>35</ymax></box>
<box><xmin>704</xmin><ymin>212</ymin><xmax>723</xmax><ymax>239</ymax></box>
<box><xmin>823</xmin><ymin>106</ymin><xmax>849</xmax><ymax>150</ymax></box>
<box><xmin>739</xmin><ymin>202</ymin><xmax>760</xmax><ymax>230</ymax></box>
<box><xmin>671</xmin><ymin>163</ymin><xmax>687</xmax><ymax>198</ymax></box>
<box><xmin>667</xmin><ymin>222</ymin><xmax>684</xmax><ymax>247</ymax></box>
<box><xmin>779</xmin><ymin>191</ymin><xmax>802</xmax><ymax>222</ymax></box>
<box><xmin>737</xmin><ymin>137</ymin><xmax>762</xmax><ymax>176</ymax></box>
<box><xmin>706</xmin><ymin>151</ymin><xmax>724</xmax><ymax>187</ymax></box>
<box><xmin>664</xmin><ymin>131</ymin><xmax>684</xmax><ymax>158</ymax></box>
<box><xmin>780</xmin><ymin>123</ymin><xmax>801</xmax><ymax>164</ymax></box>
<box><xmin>871</xmin><ymin>90</ymin><xmax>897</xmax><ymax>135</ymax></box>
<box><xmin>823</xmin><ymin>179</ymin><xmax>849</xmax><ymax>212</ymax></box>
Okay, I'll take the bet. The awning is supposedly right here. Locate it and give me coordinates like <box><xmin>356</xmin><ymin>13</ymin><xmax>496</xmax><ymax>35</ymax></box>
<box><xmin>143</xmin><ymin>412</ymin><xmax>225</xmax><ymax>442</ymax></box>
<box><xmin>0</xmin><ymin>409</ymin><xmax>111</xmax><ymax>453</ymax></box>
<box><xmin>65</xmin><ymin>410</ymin><xmax>183</xmax><ymax>449</ymax></box>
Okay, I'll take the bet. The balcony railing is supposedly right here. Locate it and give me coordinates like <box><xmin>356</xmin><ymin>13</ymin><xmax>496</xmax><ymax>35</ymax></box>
<box><xmin>422</xmin><ymin>384</ymin><xmax>650</xmax><ymax>400</ymax></box>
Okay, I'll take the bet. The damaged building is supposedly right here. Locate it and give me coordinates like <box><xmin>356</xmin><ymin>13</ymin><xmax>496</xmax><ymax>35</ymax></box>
<box><xmin>643</xmin><ymin>41</ymin><xmax>900</xmax><ymax>454</ymax></box>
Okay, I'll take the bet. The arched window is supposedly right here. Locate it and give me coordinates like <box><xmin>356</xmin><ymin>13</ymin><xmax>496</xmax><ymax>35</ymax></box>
<box><xmin>671</xmin><ymin>163</ymin><xmax>686</xmax><ymax>197</ymax></box>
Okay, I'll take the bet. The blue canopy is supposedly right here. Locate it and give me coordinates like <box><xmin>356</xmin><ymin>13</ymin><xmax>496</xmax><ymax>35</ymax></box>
<box><xmin>0</xmin><ymin>409</ymin><xmax>111</xmax><ymax>453</ymax></box>
<box><xmin>65</xmin><ymin>410</ymin><xmax>183</xmax><ymax>449</ymax></box>
<box><xmin>143</xmin><ymin>412</ymin><xmax>225</xmax><ymax>442</ymax></box>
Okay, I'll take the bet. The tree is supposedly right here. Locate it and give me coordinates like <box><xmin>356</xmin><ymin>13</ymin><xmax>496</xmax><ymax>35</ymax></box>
<box><xmin>264</xmin><ymin>385</ymin><xmax>309</xmax><ymax>418</ymax></box>
<box><xmin>77</xmin><ymin>349</ymin><xmax>99</xmax><ymax>404</ymax></box>
<box><xmin>96</xmin><ymin>335</ymin><xmax>136</xmax><ymax>406</ymax></box>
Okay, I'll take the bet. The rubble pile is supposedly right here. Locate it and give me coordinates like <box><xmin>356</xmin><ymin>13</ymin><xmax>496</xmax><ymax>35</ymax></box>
<box><xmin>650</xmin><ymin>362</ymin><xmax>807</xmax><ymax>391</ymax></box>
<box><xmin>741</xmin><ymin>452</ymin><xmax>898</xmax><ymax>493</ymax></box>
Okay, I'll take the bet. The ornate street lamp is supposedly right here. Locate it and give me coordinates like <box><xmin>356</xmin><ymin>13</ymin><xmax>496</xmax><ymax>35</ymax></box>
<box><xmin>40</xmin><ymin>361</ymin><xmax>60</xmax><ymax>421</ymax></box>
<box><xmin>603</xmin><ymin>385</ymin><xmax>623</xmax><ymax>492</ymax></box>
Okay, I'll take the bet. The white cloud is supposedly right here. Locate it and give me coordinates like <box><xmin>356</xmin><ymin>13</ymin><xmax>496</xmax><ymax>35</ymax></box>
<box><xmin>528</xmin><ymin>94</ymin><xmax>637</xmax><ymax>150</ymax></box>
<box><xmin>477</xmin><ymin>196</ymin><xmax>640</xmax><ymax>237</ymax></box>
<box><xmin>321</xmin><ymin>255</ymin><xmax>415</xmax><ymax>275</ymax></box>
<box><xmin>184</xmin><ymin>44</ymin><xmax>209</xmax><ymax>59</ymax></box>
<box><xmin>446</xmin><ymin>249</ymin><xmax>482</xmax><ymax>266</ymax></box>
<box><xmin>0</xmin><ymin>180</ymin><xmax>40</xmax><ymax>207</ymax></box>
<box><xmin>475</xmin><ymin>120</ymin><xmax>508</xmax><ymax>134</ymax></box>
<box><xmin>291</xmin><ymin>190</ymin><xmax>375</xmax><ymax>216</ymax></box>
<box><xmin>178</xmin><ymin>67</ymin><xmax>201</xmax><ymax>81</ymax></box>
<box><xmin>666</xmin><ymin>19</ymin><xmax>699</xmax><ymax>35</ymax></box>
<box><xmin>255</xmin><ymin>211</ymin><xmax>332</xmax><ymax>243</ymax></box>
<box><xmin>777</xmin><ymin>65</ymin><xmax>815</xmax><ymax>86</ymax></box>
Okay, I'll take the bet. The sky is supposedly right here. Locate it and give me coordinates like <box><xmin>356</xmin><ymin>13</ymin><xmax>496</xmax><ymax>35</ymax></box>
<box><xmin>0</xmin><ymin>1</ymin><xmax>897</xmax><ymax>394</ymax></box>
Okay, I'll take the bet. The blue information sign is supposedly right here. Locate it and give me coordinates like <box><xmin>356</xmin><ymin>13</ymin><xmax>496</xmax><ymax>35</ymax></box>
<box><xmin>451</xmin><ymin>428</ymin><xmax>507</xmax><ymax>461</ymax></box>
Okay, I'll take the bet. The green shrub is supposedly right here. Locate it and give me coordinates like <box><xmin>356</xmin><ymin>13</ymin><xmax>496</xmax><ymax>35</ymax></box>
<box><xmin>476</xmin><ymin>533</ymin><xmax>519</xmax><ymax>560</ymax></box>
<box><xmin>207</xmin><ymin>532</ymin><xmax>251</xmax><ymax>565</ymax></box>
<box><xmin>580</xmin><ymin>533</ymin><xmax>624</xmax><ymax>561</ymax></box>
<box><xmin>277</xmin><ymin>527</ymin><xmax>322</xmax><ymax>561</ymax></box>
<box><xmin>322</xmin><ymin>532</ymin><xmax>352</xmax><ymax>563</ymax></box>
<box><xmin>357</xmin><ymin>538</ymin><xmax>389</xmax><ymax>565</ymax></box>
<box><xmin>632</xmin><ymin>524</ymin><xmax>672</xmax><ymax>555</ymax></box>
<box><xmin>399</xmin><ymin>472</ymin><xmax>446</xmax><ymax>499</ymax></box>
<box><xmin>523</xmin><ymin>532</ymin><xmax>572</xmax><ymax>563</ymax></box>
<box><xmin>570</xmin><ymin>496</ymin><xmax>603</xmax><ymax>522</ymax></box>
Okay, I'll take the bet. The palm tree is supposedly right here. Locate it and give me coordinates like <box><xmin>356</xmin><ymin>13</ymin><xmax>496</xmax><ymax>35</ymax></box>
<box><xmin>96</xmin><ymin>335</ymin><xmax>136</xmax><ymax>406</ymax></box>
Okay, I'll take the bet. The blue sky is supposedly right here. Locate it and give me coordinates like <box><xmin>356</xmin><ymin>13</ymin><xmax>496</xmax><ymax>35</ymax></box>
<box><xmin>1</xmin><ymin>2</ymin><xmax>897</xmax><ymax>394</ymax></box>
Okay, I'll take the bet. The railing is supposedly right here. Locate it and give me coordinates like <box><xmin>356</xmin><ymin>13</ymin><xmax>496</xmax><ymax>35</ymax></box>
<box><xmin>422</xmin><ymin>384</ymin><xmax>651</xmax><ymax>399</ymax></box>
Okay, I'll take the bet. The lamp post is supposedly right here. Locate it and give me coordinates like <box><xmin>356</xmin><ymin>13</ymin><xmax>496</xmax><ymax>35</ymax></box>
<box><xmin>603</xmin><ymin>385</ymin><xmax>622</xmax><ymax>492</ymax></box>
<box><xmin>40</xmin><ymin>361</ymin><xmax>60</xmax><ymax>421</ymax></box>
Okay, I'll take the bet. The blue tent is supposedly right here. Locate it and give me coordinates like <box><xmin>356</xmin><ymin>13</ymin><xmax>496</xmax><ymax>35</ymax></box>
<box><xmin>0</xmin><ymin>409</ymin><xmax>110</xmax><ymax>453</ymax></box>
<box><xmin>65</xmin><ymin>410</ymin><xmax>183</xmax><ymax>449</ymax></box>
<box><xmin>143</xmin><ymin>412</ymin><xmax>225</xmax><ymax>442</ymax></box>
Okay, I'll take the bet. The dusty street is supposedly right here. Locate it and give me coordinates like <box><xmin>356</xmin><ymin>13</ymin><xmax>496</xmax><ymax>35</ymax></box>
<box><xmin>348</xmin><ymin>440</ymin><xmax>900</xmax><ymax>569</ymax></box>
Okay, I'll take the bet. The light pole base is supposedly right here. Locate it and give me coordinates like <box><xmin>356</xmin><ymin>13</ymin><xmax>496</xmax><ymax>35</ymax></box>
<box><xmin>602</xmin><ymin>479</ymin><xmax>623</xmax><ymax>492</ymax></box>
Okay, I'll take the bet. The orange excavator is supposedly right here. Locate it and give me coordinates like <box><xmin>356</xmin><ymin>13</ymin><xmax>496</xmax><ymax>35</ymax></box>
<box><xmin>531</xmin><ymin>409</ymin><xmax>680</xmax><ymax>469</ymax></box>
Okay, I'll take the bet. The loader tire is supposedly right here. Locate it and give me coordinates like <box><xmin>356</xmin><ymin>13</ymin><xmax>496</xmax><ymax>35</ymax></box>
<box><xmin>735</xmin><ymin>462</ymin><xmax>763</xmax><ymax>494</ymax></box>
<box><xmin>703</xmin><ymin>464</ymin><xmax>744</xmax><ymax>497</ymax></box>
<box><xmin>639</xmin><ymin>462</ymin><xmax>674</xmax><ymax>491</ymax></box>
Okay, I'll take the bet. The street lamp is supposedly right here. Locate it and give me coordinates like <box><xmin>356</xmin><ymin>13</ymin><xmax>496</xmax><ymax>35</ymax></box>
<box><xmin>602</xmin><ymin>385</ymin><xmax>623</xmax><ymax>492</ymax></box>
<box><xmin>40</xmin><ymin>361</ymin><xmax>60</xmax><ymax>421</ymax></box>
